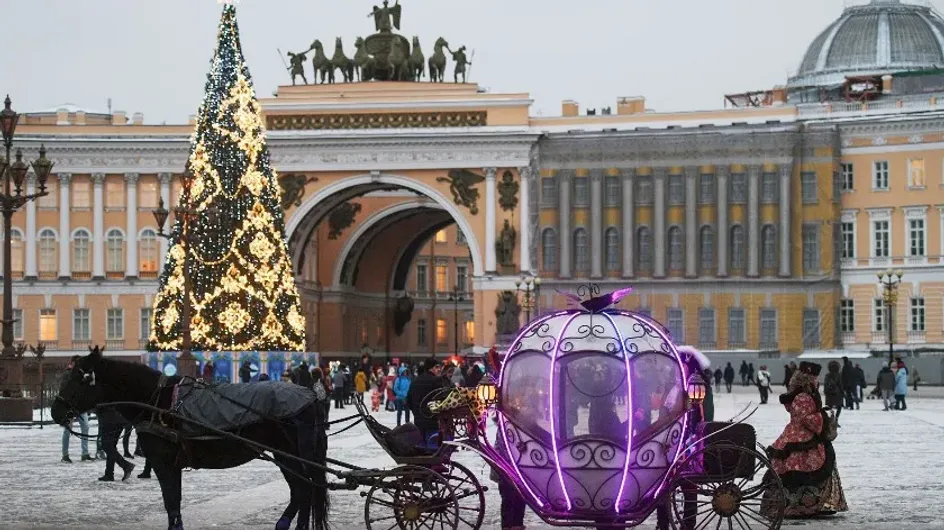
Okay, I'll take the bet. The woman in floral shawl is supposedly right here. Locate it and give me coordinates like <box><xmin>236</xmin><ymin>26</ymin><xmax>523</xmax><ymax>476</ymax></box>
<box><xmin>763</xmin><ymin>361</ymin><xmax>848</xmax><ymax>518</ymax></box>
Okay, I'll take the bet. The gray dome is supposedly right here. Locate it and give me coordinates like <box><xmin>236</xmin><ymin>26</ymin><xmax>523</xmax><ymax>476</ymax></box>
<box><xmin>789</xmin><ymin>0</ymin><xmax>944</xmax><ymax>87</ymax></box>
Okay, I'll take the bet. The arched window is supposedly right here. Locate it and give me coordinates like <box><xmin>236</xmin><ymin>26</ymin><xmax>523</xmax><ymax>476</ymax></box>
<box><xmin>761</xmin><ymin>225</ymin><xmax>778</xmax><ymax>270</ymax></box>
<box><xmin>636</xmin><ymin>227</ymin><xmax>652</xmax><ymax>272</ymax></box>
<box><xmin>72</xmin><ymin>230</ymin><xmax>91</xmax><ymax>273</ymax></box>
<box><xmin>667</xmin><ymin>226</ymin><xmax>684</xmax><ymax>271</ymax></box>
<box><xmin>541</xmin><ymin>228</ymin><xmax>558</xmax><ymax>271</ymax></box>
<box><xmin>573</xmin><ymin>228</ymin><xmax>589</xmax><ymax>273</ymax></box>
<box><xmin>605</xmin><ymin>227</ymin><xmax>620</xmax><ymax>272</ymax></box>
<box><xmin>8</xmin><ymin>228</ymin><xmax>23</xmax><ymax>274</ymax></box>
<box><xmin>730</xmin><ymin>225</ymin><xmax>746</xmax><ymax>270</ymax></box>
<box><xmin>106</xmin><ymin>229</ymin><xmax>125</xmax><ymax>273</ymax></box>
<box><xmin>38</xmin><ymin>229</ymin><xmax>57</xmax><ymax>274</ymax></box>
<box><xmin>139</xmin><ymin>229</ymin><xmax>159</xmax><ymax>274</ymax></box>
<box><xmin>699</xmin><ymin>226</ymin><xmax>715</xmax><ymax>273</ymax></box>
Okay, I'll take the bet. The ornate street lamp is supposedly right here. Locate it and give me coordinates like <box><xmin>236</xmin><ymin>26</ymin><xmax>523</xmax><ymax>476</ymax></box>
<box><xmin>447</xmin><ymin>286</ymin><xmax>464</xmax><ymax>356</ymax></box>
<box><xmin>878</xmin><ymin>268</ymin><xmax>904</xmax><ymax>365</ymax></box>
<box><xmin>515</xmin><ymin>274</ymin><xmax>542</xmax><ymax>322</ymax></box>
<box><xmin>0</xmin><ymin>96</ymin><xmax>52</xmax><ymax>398</ymax></box>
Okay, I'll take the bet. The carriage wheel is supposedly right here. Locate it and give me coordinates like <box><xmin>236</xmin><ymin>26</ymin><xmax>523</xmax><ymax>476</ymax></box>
<box><xmin>442</xmin><ymin>461</ymin><xmax>486</xmax><ymax>530</ymax></box>
<box><xmin>364</xmin><ymin>465</ymin><xmax>460</xmax><ymax>530</ymax></box>
<box><xmin>670</xmin><ymin>442</ymin><xmax>786</xmax><ymax>530</ymax></box>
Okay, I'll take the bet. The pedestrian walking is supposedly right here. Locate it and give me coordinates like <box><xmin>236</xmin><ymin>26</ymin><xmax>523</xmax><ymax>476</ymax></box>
<box><xmin>911</xmin><ymin>366</ymin><xmax>921</xmax><ymax>392</ymax></box>
<box><xmin>723</xmin><ymin>362</ymin><xmax>735</xmax><ymax>393</ymax></box>
<box><xmin>840</xmin><ymin>356</ymin><xmax>857</xmax><ymax>410</ymax></box>
<box><xmin>61</xmin><ymin>412</ymin><xmax>93</xmax><ymax>463</ymax></box>
<box><xmin>739</xmin><ymin>361</ymin><xmax>749</xmax><ymax>386</ymax></box>
<box><xmin>824</xmin><ymin>361</ymin><xmax>844</xmax><ymax>426</ymax></box>
<box><xmin>877</xmin><ymin>362</ymin><xmax>895</xmax><ymax>411</ymax></box>
<box><xmin>96</xmin><ymin>407</ymin><xmax>135</xmax><ymax>482</ymax></box>
<box><xmin>894</xmin><ymin>360</ymin><xmax>909</xmax><ymax>411</ymax></box>
<box><xmin>393</xmin><ymin>366</ymin><xmax>412</xmax><ymax>426</ymax></box>
<box><xmin>756</xmin><ymin>365</ymin><xmax>771</xmax><ymax>404</ymax></box>
<box><xmin>239</xmin><ymin>360</ymin><xmax>252</xmax><ymax>383</ymax></box>
<box><xmin>332</xmin><ymin>366</ymin><xmax>347</xmax><ymax>410</ymax></box>
<box><xmin>747</xmin><ymin>363</ymin><xmax>756</xmax><ymax>385</ymax></box>
<box><xmin>854</xmin><ymin>363</ymin><xmax>866</xmax><ymax>403</ymax></box>
<box><xmin>713</xmin><ymin>368</ymin><xmax>722</xmax><ymax>389</ymax></box>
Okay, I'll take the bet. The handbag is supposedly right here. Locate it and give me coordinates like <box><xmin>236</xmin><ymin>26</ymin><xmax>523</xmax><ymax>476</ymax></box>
<box><xmin>823</xmin><ymin>410</ymin><xmax>838</xmax><ymax>442</ymax></box>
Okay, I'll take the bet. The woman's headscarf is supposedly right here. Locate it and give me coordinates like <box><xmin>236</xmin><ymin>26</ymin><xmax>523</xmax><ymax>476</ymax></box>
<box><xmin>788</xmin><ymin>361</ymin><xmax>822</xmax><ymax>395</ymax></box>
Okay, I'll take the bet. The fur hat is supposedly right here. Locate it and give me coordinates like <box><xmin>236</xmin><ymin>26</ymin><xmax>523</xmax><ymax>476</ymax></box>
<box><xmin>422</xmin><ymin>358</ymin><xmax>439</xmax><ymax>373</ymax></box>
<box><xmin>677</xmin><ymin>345</ymin><xmax>710</xmax><ymax>370</ymax></box>
<box><xmin>798</xmin><ymin>361</ymin><xmax>822</xmax><ymax>377</ymax></box>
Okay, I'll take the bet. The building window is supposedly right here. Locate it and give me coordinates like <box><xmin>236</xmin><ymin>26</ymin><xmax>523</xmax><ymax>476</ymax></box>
<box><xmin>605</xmin><ymin>228</ymin><xmax>619</xmax><ymax>272</ymax></box>
<box><xmin>730</xmin><ymin>225</ymin><xmax>745</xmax><ymax>270</ymax></box>
<box><xmin>39</xmin><ymin>180</ymin><xmax>57</xmax><ymax>208</ymax></box>
<box><xmin>840</xmin><ymin>299</ymin><xmax>855</xmax><ymax>333</ymax></box>
<box><xmin>434</xmin><ymin>229</ymin><xmax>447</xmax><ymax>243</ymax></box>
<box><xmin>802</xmin><ymin>225</ymin><xmax>819</xmax><ymax>274</ymax></box>
<box><xmin>840</xmin><ymin>222</ymin><xmax>855</xmax><ymax>259</ymax></box>
<box><xmin>729</xmin><ymin>173</ymin><xmax>747</xmax><ymax>203</ymax></box>
<box><xmin>699</xmin><ymin>226</ymin><xmax>714</xmax><ymax>273</ymax></box>
<box><xmin>667</xmin><ymin>227</ymin><xmax>684</xmax><ymax>271</ymax></box>
<box><xmin>840</xmin><ymin>163</ymin><xmax>854</xmax><ymax>191</ymax></box>
<box><xmin>803</xmin><ymin>309</ymin><xmax>820</xmax><ymax>349</ymax></box>
<box><xmin>635</xmin><ymin>177</ymin><xmax>653</xmax><ymax>205</ymax></box>
<box><xmin>12</xmin><ymin>308</ymin><xmax>22</xmax><ymax>340</ymax></box>
<box><xmin>139</xmin><ymin>229</ymin><xmax>159</xmax><ymax>273</ymax></box>
<box><xmin>107</xmin><ymin>308</ymin><xmax>124</xmax><ymax>340</ymax></box>
<box><xmin>873</xmin><ymin>299</ymin><xmax>885</xmax><ymax>332</ymax></box>
<box><xmin>908</xmin><ymin>158</ymin><xmax>926</xmax><ymax>188</ymax></box>
<box><xmin>761</xmin><ymin>172</ymin><xmax>778</xmax><ymax>203</ymax></box>
<box><xmin>759</xmin><ymin>309</ymin><xmax>778</xmax><ymax>349</ymax></box>
<box><xmin>72</xmin><ymin>179</ymin><xmax>90</xmax><ymax>208</ymax></box>
<box><xmin>38</xmin><ymin>229</ymin><xmax>57</xmax><ymax>274</ymax></box>
<box><xmin>573</xmin><ymin>177</ymin><xmax>589</xmax><ymax>206</ymax></box>
<box><xmin>604</xmin><ymin>176</ymin><xmax>620</xmax><ymax>206</ymax></box>
<box><xmin>436</xmin><ymin>318</ymin><xmax>447</xmax><ymax>344</ymax></box>
<box><xmin>873</xmin><ymin>220</ymin><xmax>889</xmax><ymax>258</ymax></box>
<box><xmin>668</xmin><ymin>175</ymin><xmax>684</xmax><ymax>205</ymax></box>
<box><xmin>666</xmin><ymin>308</ymin><xmax>684</xmax><ymax>342</ymax></box>
<box><xmin>434</xmin><ymin>263</ymin><xmax>448</xmax><ymax>292</ymax></box>
<box><xmin>761</xmin><ymin>225</ymin><xmax>777</xmax><ymax>270</ymax></box>
<box><xmin>140</xmin><ymin>308</ymin><xmax>153</xmax><ymax>341</ymax></box>
<box><xmin>465</xmin><ymin>320</ymin><xmax>475</xmax><ymax>344</ymax></box>
<box><xmin>9</xmin><ymin>228</ymin><xmax>23</xmax><ymax>274</ymax></box>
<box><xmin>911</xmin><ymin>298</ymin><xmax>926</xmax><ymax>332</ymax></box>
<box><xmin>728</xmin><ymin>308</ymin><xmax>746</xmax><ymax>347</ymax></box>
<box><xmin>416</xmin><ymin>264</ymin><xmax>428</xmax><ymax>293</ymax></box>
<box><xmin>456</xmin><ymin>230</ymin><xmax>467</xmax><ymax>245</ymax></box>
<box><xmin>73</xmin><ymin>309</ymin><xmax>90</xmax><ymax>342</ymax></box>
<box><xmin>698</xmin><ymin>308</ymin><xmax>715</xmax><ymax>347</ymax></box>
<box><xmin>105</xmin><ymin>178</ymin><xmax>124</xmax><ymax>208</ymax></box>
<box><xmin>801</xmin><ymin>172</ymin><xmax>818</xmax><ymax>204</ymax></box>
<box><xmin>873</xmin><ymin>161</ymin><xmax>889</xmax><ymax>190</ymax></box>
<box><xmin>417</xmin><ymin>319</ymin><xmax>427</xmax><ymax>347</ymax></box>
<box><xmin>171</xmin><ymin>178</ymin><xmax>182</xmax><ymax>207</ymax></box>
<box><xmin>832</xmin><ymin>170</ymin><xmax>842</xmax><ymax>202</ymax></box>
<box><xmin>72</xmin><ymin>230</ymin><xmax>91</xmax><ymax>273</ymax></box>
<box><xmin>541</xmin><ymin>228</ymin><xmax>557</xmax><ymax>271</ymax></box>
<box><xmin>699</xmin><ymin>173</ymin><xmax>714</xmax><ymax>204</ymax></box>
<box><xmin>541</xmin><ymin>177</ymin><xmax>557</xmax><ymax>206</ymax></box>
<box><xmin>39</xmin><ymin>309</ymin><xmax>57</xmax><ymax>342</ymax></box>
<box><xmin>456</xmin><ymin>265</ymin><xmax>468</xmax><ymax>293</ymax></box>
<box><xmin>909</xmin><ymin>218</ymin><xmax>926</xmax><ymax>257</ymax></box>
<box><xmin>106</xmin><ymin>229</ymin><xmax>124</xmax><ymax>273</ymax></box>
<box><xmin>573</xmin><ymin>228</ymin><xmax>590</xmax><ymax>273</ymax></box>
<box><xmin>636</xmin><ymin>227</ymin><xmax>652</xmax><ymax>272</ymax></box>
<box><xmin>139</xmin><ymin>180</ymin><xmax>159</xmax><ymax>209</ymax></box>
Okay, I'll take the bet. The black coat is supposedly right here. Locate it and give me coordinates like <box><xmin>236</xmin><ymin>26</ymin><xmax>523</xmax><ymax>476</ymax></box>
<box><xmin>239</xmin><ymin>363</ymin><xmax>252</xmax><ymax>383</ymax></box>
<box><xmin>840</xmin><ymin>361</ymin><xmax>857</xmax><ymax>388</ymax></box>
<box><xmin>406</xmin><ymin>371</ymin><xmax>448</xmax><ymax>434</ymax></box>
<box><xmin>723</xmin><ymin>366</ymin><xmax>735</xmax><ymax>383</ymax></box>
<box><xmin>823</xmin><ymin>372</ymin><xmax>844</xmax><ymax>409</ymax></box>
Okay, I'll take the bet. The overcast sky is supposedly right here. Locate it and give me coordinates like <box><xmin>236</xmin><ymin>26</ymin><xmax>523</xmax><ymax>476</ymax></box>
<box><xmin>0</xmin><ymin>0</ymin><xmax>932</xmax><ymax>124</ymax></box>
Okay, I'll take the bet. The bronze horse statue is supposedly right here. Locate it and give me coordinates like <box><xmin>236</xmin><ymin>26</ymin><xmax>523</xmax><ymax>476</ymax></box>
<box><xmin>428</xmin><ymin>37</ymin><xmax>449</xmax><ymax>83</ymax></box>
<box><xmin>331</xmin><ymin>37</ymin><xmax>355</xmax><ymax>83</ymax></box>
<box><xmin>353</xmin><ymin>37</ymin><xmax>373</xmax><ymax>81</ymax></box>
<box><xmin>389</xmin><ymin>37</ymin><xmax>410</xmax><ymax>81</ymax></box>
<box><xmin>310</xmin><ymin>40</ymin><xmax>334</xmax><ymax>84</ymax></box>
<box><xmin>408</xmin><ymin>36</ymin><xmax>425</xmax><ymax>81</ymax></box>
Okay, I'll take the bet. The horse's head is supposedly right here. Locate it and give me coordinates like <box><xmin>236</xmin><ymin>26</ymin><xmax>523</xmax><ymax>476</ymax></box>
<box><xmin>413</xmin><ymin>36</ymin><xmax>420</xmax><ymax>46</ymax></box>
<box><xmin>311</xmin><ymin>39</ymin><xmax>323</xmax><ymax>51</ymax></box>
<box><xmin>436</xmin><ymin>37</ymin><xmax>449</xmax><ymax>49</ymax></box>
<box><xmin>335</xmin><ymin>36</ymin><xmax>343</xmax><ymax>48</ymax></box>
<box><xmin>355</xmin><ymin>37</ymin><xmax>364</xmax><ymax>48</ymax></box>
<box><xmin>51</xmin><ymin>345</ymin><xmax>107</xmax><ymax>426</ymax></box>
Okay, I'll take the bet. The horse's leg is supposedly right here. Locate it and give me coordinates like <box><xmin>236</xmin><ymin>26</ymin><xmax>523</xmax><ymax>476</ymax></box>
<box><xmin>154</xmin><ymin>462</ymin><xmax>184</xmax><ymax>530</ymax></box>
<box><xmin>273</xmin><ymin>459</ymin><xmax>299</xmax><ymax>530</ymax></box>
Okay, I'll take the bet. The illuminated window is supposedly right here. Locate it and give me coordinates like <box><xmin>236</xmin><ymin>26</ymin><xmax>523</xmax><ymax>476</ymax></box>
<box><xmin>39</xmin><ymin>309</ymin><xmax>57</xmax><ymax>342</ymax></box>
<box><xmin>139</xmin><ymin>180</ymin><xmax>159</xmax><ymax>209</ymax></box>
<box><xmin>106</xmin><ymin>229</ymin><xmax>124</xmax><ymax>272</ymax></box>
<box><xmin>139</xmin><ymin>229</ymin><xmax>159</xmax><ymax>273</ymax></box>
<box><xmin>72</xmin><ymin>229</ymin><xmax>91</xmax><ymax>272</ymax></box>
<box><xmin>436</xmin><ymin>319</ymin><xmax>447</xmax><ymax>344</ymax></box>
<box><xmin>72</xmin><ymin>179</ymin><xmax>90</xmax><ymax>208</ymax></box>
<box><xmin>435</xmin><ymin>229</ymin><xmax>447</xmax><ymax>243</ymax></box>
<box><xmin>435</xmin><ymin>263</ymin><xmax>448</xmax><ymax>292</ymax></box>
<box><xmin>465</xmin><ymin>320</ymin><xmax>475</xmax><ymax>344</ymax></box>
<box><xmin>105</xmin><ymin>179</ymin><xmax>124</xmax><ymax>208</ymax></box>
<box><xmin>908</xmin><ymin>159</ymin><xmax>925</xmax><ymax>188</ymax></box>
<box><xmin>38</xmin><ymin>229</ymin><xmax>57</xmax><ymax>273</ymax></box>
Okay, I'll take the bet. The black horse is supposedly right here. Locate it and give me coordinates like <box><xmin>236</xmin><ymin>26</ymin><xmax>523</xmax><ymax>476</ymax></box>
<box><xmin>51</xmin><ymin>347</ymin><xmax>329</xmax><ymax>530</ymax></box>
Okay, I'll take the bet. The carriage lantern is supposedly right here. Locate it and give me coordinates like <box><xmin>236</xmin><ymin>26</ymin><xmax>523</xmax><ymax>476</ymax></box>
<box><xmin>475</xmin><ymin>381</ymin><xmax>498</xmax><ymax>406</ymax></box>
<box><xmin>687</xmin><ymin>373</ymin><xmax>707</xmax><ymax>404</ymax></box>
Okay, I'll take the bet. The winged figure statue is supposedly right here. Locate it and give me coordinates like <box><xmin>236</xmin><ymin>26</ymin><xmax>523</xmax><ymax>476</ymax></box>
<box><xmin>436</xmin><ymin>169</ymin><xmax>485</xmax><ymax>214</ymax></box>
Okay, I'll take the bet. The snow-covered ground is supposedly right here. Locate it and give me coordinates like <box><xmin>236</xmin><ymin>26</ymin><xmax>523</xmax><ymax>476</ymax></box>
<box><xmin>2</xmin><ymin>386</ymin><xmax>943</xmax><ymax>530</ymax></box>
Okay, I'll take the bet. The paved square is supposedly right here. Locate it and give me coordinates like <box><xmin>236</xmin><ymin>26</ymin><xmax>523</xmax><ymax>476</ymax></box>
<box><xmin>2</xmin><ymin>386</ymin><xmax>942</xmax><ymax>530</ymax></box>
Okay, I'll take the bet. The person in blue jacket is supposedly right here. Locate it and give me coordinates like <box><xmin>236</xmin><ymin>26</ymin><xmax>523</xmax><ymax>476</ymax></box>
<box><xmin>894</xmin><ymin>360</ymin><xmax>909</xmax><ymax>411</ymax></box>
<box><xmin>392</xmin><ymin>366</ymin><xmax>412</xmax><ymax>426</ymax></box>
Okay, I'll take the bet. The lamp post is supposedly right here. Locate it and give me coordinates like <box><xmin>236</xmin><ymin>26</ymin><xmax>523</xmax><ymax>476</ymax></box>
<box><xmin>515</xmin><ymin>274</ymin><xmax>542</xmax><ymax>322</ymax></box>
<box><xmin>0</xmin><ymin>96</ymin><xmax>52</xmax><ymax>396</ymax></box>
<box><xmin>152</xmin><ymin>173</ymin><xmax>215</xmax><ymax>379</ymax></box>
<box><xmin>448</xmin><ymin>286</ymin><xmax>464</xmax><ymax>355</ymax></box>
<box><xmin>878</xmin><ymin>268</ymin><xmax>904</xmax><ymax>365</ymax></box>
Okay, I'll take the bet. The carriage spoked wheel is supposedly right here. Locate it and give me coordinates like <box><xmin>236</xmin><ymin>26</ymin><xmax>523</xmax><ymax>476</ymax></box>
<box><xmin>363</xmin><ymin>465</ymin><xmax>460</xmax><ymax>530</ymax></box>
<box><xmin>670</xmin><ymin>442</ymin><xmax>786</xmax><ymax>530</ymax></box>
<box><xmin>441</xmin><ymin>461</ymin><xmax>486</xmax><ymax>530</ymax></box>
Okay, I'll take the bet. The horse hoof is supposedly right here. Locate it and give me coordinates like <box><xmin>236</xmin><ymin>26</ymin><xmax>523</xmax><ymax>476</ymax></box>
<box><xmin>275</xmin><ymin>517</ymin><xmax>292</xmax><ymax>530</ymax></box>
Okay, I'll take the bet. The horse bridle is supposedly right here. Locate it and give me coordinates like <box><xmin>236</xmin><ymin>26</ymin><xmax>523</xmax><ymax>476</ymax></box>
<box><xmin>55</xmin><ymin>367</ymin><xmax>105</xmax><ymax>440</ymax></box>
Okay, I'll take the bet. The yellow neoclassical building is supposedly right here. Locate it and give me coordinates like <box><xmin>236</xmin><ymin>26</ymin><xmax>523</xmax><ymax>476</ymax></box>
<box><xmin>4</xmin><ymin>0</ymin><xmax>944</xmax><ymax>367</ymax></box>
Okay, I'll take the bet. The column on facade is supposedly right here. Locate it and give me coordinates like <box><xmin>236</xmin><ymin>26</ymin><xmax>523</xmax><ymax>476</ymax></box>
<box><xmin>158</xmin><ymin>173</ymin><xmax>171</xmax><ymax>267</ymax></box>
<box><xmin>558</xmin><ymin>171</ymin><xmax>572</xmax><ymax>279</ymax></box>
<box><xmin>57</xmin><ymin>173</ymin><xmax>71</xmax><ymax>279</ymax></box>
<box><xmin>653</xmin><ymin>168</ymin><xmax>667</xmax><ymax>278</ymax></box>
<box><xmin>125</xmin><ymin>173</ymin><xmax>139</xmax><ymax>278</ymax></box>
<box><xmin>91</xmin><ymin>173</ymin><xmax>105</xmax><ymax>279</ymax></box>
<box><xmin>484</xmin><ymin>167</ymin><xmax>497</xmax><ymax>274</ymax></box>
<box><xmin>621</xmin><ymin>169</ymin><xmax>634</xmax><ymax>278</ymax></box>
<box><xmin>685</xmin><ymin>166</ymin><xmax>698</xmax><ymax>278</ymax></box>
<box><xmin>747</xmin><ymin>165</ymin><xmax>761</xmax><ymax>278</ymax></box>
<box><xmin>778</xmin><ymin>164</ymin><xmax>792</xmax><ymax>277</ymax></box>
<box><xmin>590</xmin><ymin>170</ymin><xmax>604</xmax><ymax>279</ymax></box>
<box><xmin>518</xmin><ymin>166</ymin><xmax>531</xmax><ymax>273</ymax></box>
<box><xmin>24</xmin><ymin>173</ymin><xmax>37</xmax><ymax>279</ymax></box>
<box><xmin>716</xmin><ymin>166</ymin><xmax>729</xmax><ymax>277</ymax></box>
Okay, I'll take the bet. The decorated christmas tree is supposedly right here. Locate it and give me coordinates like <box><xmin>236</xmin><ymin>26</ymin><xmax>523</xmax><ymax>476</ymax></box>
<box><xmin>149</xmin><ymin>4</ymin><xmax>305</xmax><ymax>352</ymax></box>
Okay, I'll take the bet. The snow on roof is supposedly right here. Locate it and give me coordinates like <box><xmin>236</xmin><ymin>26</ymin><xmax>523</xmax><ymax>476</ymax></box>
<box><xmin>28</xmin><ymin>103</ymin><xmax>110</xmax><ymax>115</ymax></box>
<box><xmin>798</xmin><ymin>349</ymin><xmax>872</xmax><ymax>359</ymax></box>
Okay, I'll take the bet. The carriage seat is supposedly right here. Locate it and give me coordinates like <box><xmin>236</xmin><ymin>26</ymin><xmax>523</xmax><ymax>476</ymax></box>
<box><xmin>382</xmin><ymin>423</ymin><xmax>438</xmax><ymax>458</ymax></box>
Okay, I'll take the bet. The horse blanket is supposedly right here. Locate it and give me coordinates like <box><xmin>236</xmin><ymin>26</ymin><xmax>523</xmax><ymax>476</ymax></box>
<box><xmin>174</xmin><ymin>380</ymin><xmax>317</xmax><ymax>436</ymax></box>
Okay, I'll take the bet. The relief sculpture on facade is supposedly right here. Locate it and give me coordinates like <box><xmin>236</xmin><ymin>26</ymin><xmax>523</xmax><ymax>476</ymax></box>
<box><xmin>436</xmin><ymin>168</ymin><xmax>484</xmax><ymax>214</ymax></box>
<box><xmin>277</xmin><ymin>174</ymin><xmax>318</xmax><ymax>210</ymax></box>
<box><xmin>495</xmin><ymin>219</ymin><xmax>516</xmax><ymax>269</ymax></box>
<box><xmin>327</xmin><ymin>202</ymin><xmax>363</xmax><ymax>240</ymax></box>
<box><xmin>495</xmin><ymin>291</ymin><xmax>521</xmax><ymax>336</ymax></box>
<box><xmin>497</xmin><ymin>169</ymin><xmax>519</xmax><ymax>211</ymax></box>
